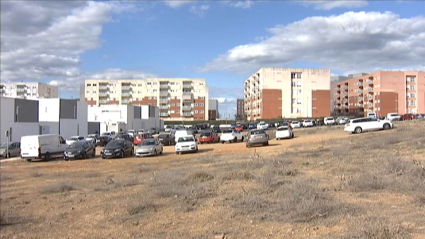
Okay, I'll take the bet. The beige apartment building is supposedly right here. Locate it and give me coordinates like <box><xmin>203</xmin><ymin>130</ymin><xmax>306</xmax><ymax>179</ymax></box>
<box><xmin>84</xmin><ymin>78</ymin><xmax>209</xmax><ymax>121</ymax></box>
<box><xmin>244</xmin><ymin>68</ymin><xmax>331</xmax><ymax>120</ymax></box>
<box><xmin>0</xmin><ymin>82</ymin><xmax>58</xmax><ymax>99</ymax></box>
<box><xmin>332</xmin><ymin>71</ymin><xmax>425</xmax><ymax>117</ymax></box>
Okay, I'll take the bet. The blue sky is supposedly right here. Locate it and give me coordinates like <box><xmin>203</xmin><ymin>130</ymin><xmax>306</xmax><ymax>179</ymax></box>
<box><xmin>2</xmin><ymin>1</ymin><xmax>425</xmax><ymax>118</ymax></box>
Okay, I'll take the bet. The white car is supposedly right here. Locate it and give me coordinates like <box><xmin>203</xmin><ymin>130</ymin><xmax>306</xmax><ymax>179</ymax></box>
<box><xmin>387</xmin><ymin>113</ymin><xmax>402</xmax><ymax>121</ymax></box>
<box><xmin>175</xmin><ymin>135</ymin><xmax>198</xmax><ymax>154</ymax></box>
<box><xmin>344</xmin><ymin>117</ymin><xmax>393</xmax><ymax>134</ymax></box>
<box><xmin>86</xmin><ymin>134</ymin><xmax>99</xmax><ymax>145</ymax></box>
<box><xmin>257</xmin><ymin>122</ymin><xmax>269</xmax><ymax>130</ymax></box>
<box><xmin>290</xmin><ymin>121</ymin><xmax>301</xmax><ymax>128</ymax></box>
<box><xmin>336</xmin><ymin>117</ymin><xmax>348</xmax><ymax>125</ymax></box>
<box><xmin>220</xmin><ymin>129</ymin><xmax>244</xmax><ymax>143</ymax></box>
<box><xmin>66</xmin><ymin>136</ymin><xmax>85</xmax><ymax>145</ymax></box>
<box><xmin>302</xmin><ymin>120</ymin><xmax>314</xmax><ymax>127</ymax></box>
<box><xmin>275</xmin><ymin>126</ymin><xmax>294</xmax><ymax>140</ymax></box>
<box><xmin>324</xmin><ymin>117</ymin><xmax>335</xmax><ymax>125</ymax></box>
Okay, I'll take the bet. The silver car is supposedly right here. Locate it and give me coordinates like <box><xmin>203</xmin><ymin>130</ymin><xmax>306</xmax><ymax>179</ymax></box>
<box><xmin>246</xmin><ymin>129</ymin><xmax>269</xmax><ymax>147</ymax></box>
<box><xmin>0</xmin><ymin>142</ymin><xmax>21</xmax><ymax>158</ymax></box>
<box><xmin>135</xmin><ymin>138</ymin><xmax>163</xmax><ymax>157</ymax></box>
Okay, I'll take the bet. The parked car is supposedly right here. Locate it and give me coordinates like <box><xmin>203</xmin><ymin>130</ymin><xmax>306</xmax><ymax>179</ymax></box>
<box><xmin>257</xmin><ymin>122</ymin><xmax>269</xmax><ymax>130</ymax></box>
<box><xmin>235</xmin><ymin>124</ymin><xmax>244</xmax><ymax>132</ymax></box>
<box><xmin>164</xmin><ymin>125</ymin><xmax>173</xmax><ymax>133</ymax></box>
<box><xmin>0</xmin><ymin>142</ymin><xmax>21</xmax><ymax>158</ymax></box>
<box><xmin>135</xmin><ymin>138</ymin><xmax>163</xmax><ymax>157</ymax></box>
<box><xmin>66</xmin><ymin>136</ymin><xmax>85</xmax><ymax>145</ymax></box>
<box><xmin>344</xmin><ymin>117</ymin><xmax>393</xmax><ymax>134</ymax></box>
<box><xmin>324</xmin><ymin>117</ymin><xmax>336</xmax><ymax>125</ymax></box>
<box><xmin>101</xmin><ymin>139</ymin><xmax>134</xmax><ymax>159</ymax></box>
<box><xmin>275</xmin><ymin>126</ymin><xmax>294</xmax><ymax>140</ymax></box>
<box><xmin>290</xmin><ymin>121</ymin><xmax>302</xmax><ymax>128</ymax></box>
<box><xmin>248</xmin><ymin>124</ymin><xmax>256</xmax><ymax>130</ymax></box>
<box><xmin>21</xmin><ymin>134</ymin><xmax>68</xmax><ymax>162</ymax></box>
<box><xmin>402</xmin><ymin>114</ymin><xmax>416</xmax><ymax>121</ymax></box>
<box><xmin>86</xmin><ymin>134</ymin><xmax>99</xmax><ymax>145</ymax></box>
<box><xmin>246</xmin><ymin>129</ymin><xmax>269</xmax><ymax>147</ymax></box>
<box><xmin>302</xmin><ymin>120</ymin><xmax>314</xmax><ymax>127</ymax></box>
<box><xmin>199</xmin><ymin>131</ymin><xmax>220</xmax><ymax>144</ymax></box>
<box><xmin>157</xmin><ymin>133</ymin><xmax>175</xmax><ymax>146</ymax></box>
<box><xmin>387</xmin><ymin>113</ymin><xmax>402</xmax><ymax>121</ymax></box>
<box><xmin>336</xmin><ymin>117</ymin><xmax>348</xmax><ymax>125</ymax></box>
<box><xmin>133</xmin><ymin>132</ymin><xmax>154</xmax><ymax>146</ymax></box>
<box><xmin>220</xmin><ymin>129</ymin><xmax>244</xmax><ymax>143</ymax></box>
<box><xmin>96</xmin><ymin>135</ymin><xmax>111</xmax><ymax>147</ymax></box>
<box><xmin>175</xmin><ymin>135</ymin><xmax>198</xmax><ymax>154</ymax></box>
<box><xmin>211</xmin><ymin>125</ymin><xmax>221</xmax><ymax>133</ymax></box>
<box><xmin>114</xmin><ymin>133</ymin><xmax>133</xmax><ymax>142</ymax></box>
<box><xmin>63</xmin><ymin>140</ymin><xmax>96</xmax><ymax>160</ymax></box>
<box><xmin>148</xmin><ymin>127</ymin><xmax>159</xmax><ymax>135</ymax></box>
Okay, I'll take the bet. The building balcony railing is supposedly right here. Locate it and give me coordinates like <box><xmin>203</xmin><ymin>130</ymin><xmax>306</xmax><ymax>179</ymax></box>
<box><xmin>160</xmin><ymin>113</ymin><xmax>169</xmax><ymax>117</ymax></box>
<box><xmin>356</xmin><ymin>82</ymin><xmax>363</xmax><ymax>86</ymax></box>
<box><xmin>99</xmin><ymin>86</ymin><xmax>109</xmax><ymax>90</ymax></box>
<box><xmin>160</xmin><ymin>91</ymin><xmax>169</xmax><ymax>96</ymax></box>
<box><xmin>365</xmin><ymin>87</ymin><xmax>373</xmax><ymax>92</ymax></box>
<box><xmin>182</xmin><ymin>113</ymin><xmax>192</xmax><ymax>117</ymax></box>
<box><xmin>343</xmin><ymin>85</ymin><xmax>348</xmax><ymax>90</ymax></box>
<box><xmin>16</xmin><ymin>88</ymin><xmax>27</xmax><ymax>93</ymax></box>
<box><xmin>122</xmin><ymin>86</ymin><xmax>132</xmax><ymax>90</ymax></box>
<box><xmin>122</xmin><ymin>100</ymin><xmax>131</xmax><ymax>104</ymax></box>
<box><xmin>160</xmin><ymin>84</ymin><xmax>169</xmax><ymax>89</ymax></box>
<box><xmin>121</xmin><ymin>92</ymin><xmax>132</xmax><ymax>97</ymax></box>
<box><xmin>366</xmin><ymin>79</ymin><xmax>373</xmax><ymax>84</ymax></box>
<box><xmin>182</xmin><ymin>83</ymin><xmax>192</xmax><ymax>89</ymax></box>
<box><xmin>99</xmin><ymin>100</ymin><xmax>109</xmax><ymax>104</ymax></box>
<box><xmin>182</xmin><ymin>106</ymin><xmax>192</xmax><ymax>110</ymax></box>
<box><xmin>99</xmin><ymin>93</ymin><xmax>109</xmax><ymax>98</ymax></box>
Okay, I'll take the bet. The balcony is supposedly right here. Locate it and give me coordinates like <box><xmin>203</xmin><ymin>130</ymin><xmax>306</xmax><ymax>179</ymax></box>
<box><xmin>99</xmin><ymin>85</ymin><xmax>109</xmax><ymax>90</ymax></box>
<box><xmin>121</xmin><ymin>93</ymin><xmax>132</xmax><ymax>98</ymax></box>
<box><xmin>160</xmin><ymin>91</ymin><xmax>169</xmax><ymax>96</ymax></box>
<box><xmin>122</xmin><ymin>85</ymin><xmax>132</xmax><ymax>91</ymax></box>
<box><xmin>367</xmin><ymin>95</ymin><xmax>373</xmax><ymax>100</ymax></box>
<box><xmin>356</xmin><ymin>82</ymin><xmax>363</xmax><ymax>86</ymax></box>
<box><xmin>16</xmin><ymin>88</ymin><xmax>27</xmax><ymax>93</ymax></box>
<box><xmin>160</xmin><ymin>99</ymin><xmax>169</xmax><ymax>104</ymax></box>
<box><xmin>122</xmin><ymin>99</ymin><xmax>131</xmax><ymax>104</ymax></box>
<box><xmin>343</xmin><ymin>85</ymin><xmax>348</xmax><ymax>90</ymax></box>
<box><xmin>99</xmin><ymin>93</ymin><xmax>109</xmax><ymax>98</ymax></box>
<box><xmin>365</xmin><ymin>87</ymin><xmax>373</xmax><ymax>92</ymax></box>
<box><xmin>358</xmin><ymin>97</ymin><xmax>363</xmax><ymax>102</ymax></box>
<box><xmin>366</xmin><ymin>79</ymin><xmax>373</xmax><ymax>84</ymax></box>
<box><xmin>182</xmin><ymin>83</ymin><xmax>192</xmax><ymax>89</ymax></box>
<box><xmin>160</xmin><ymin>113</ymin><xmax>169</xmax><ymax>117</ymax></box>
<box><xmin>182</xmin><ymin>113</ymin><xmax>192</xmax><ymax>117</ymax></box>
<box><xmin>182</xmin><ymin>106</ymin><xmax>191</xmax><ymax>111</ymax></box>
<box><xmin>160</xmin><ymin>83</ymin><xmax>169</xmax><ymax>89</ymax></box>
<box><xmin>160</xmin><ymin>106</ymin><xmax>169</xmax><ymax>111</ymax></box>
<box><xmin>99</xmin><ymin>100</ymin><xmax>109</xmax><ymax>104</ymax></box>
<box><xmin>182</xmin><ymin>92</ymin><xmax>192</xmax><ymax>101</ymax></box>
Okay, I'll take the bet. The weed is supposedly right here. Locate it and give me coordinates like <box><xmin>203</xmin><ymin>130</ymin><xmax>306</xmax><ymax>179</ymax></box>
<box><xmin>41</xmin><ymin>183</ymin><xmax>75</xmax><ymax>194</ymax></box>
<box><xmin>186</xmin><ymin>172</ymin><xmax>214</xmax><ymax>183</ymax></box>
<box><xmin>345</xmin><ymin>217</ymin><xmax>411</xmax><ymax>239</ymax></box>
<box><xmin>128</xmin><ymin>203</ymin><xmax>158</xmax><ymax>215</ymax></box>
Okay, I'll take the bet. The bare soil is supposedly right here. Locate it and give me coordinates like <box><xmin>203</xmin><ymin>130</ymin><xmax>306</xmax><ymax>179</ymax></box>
<box><xmin>1</xmin><ymin>121</ymin><xmax>425</xmax><ymax>238</ymax></box>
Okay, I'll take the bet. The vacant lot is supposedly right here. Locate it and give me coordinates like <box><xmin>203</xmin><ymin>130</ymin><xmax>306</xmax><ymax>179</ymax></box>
<box><xmin>1</xmin><ymin>121</ymin><xmax>425</xmax><ymax>238</ymax></box>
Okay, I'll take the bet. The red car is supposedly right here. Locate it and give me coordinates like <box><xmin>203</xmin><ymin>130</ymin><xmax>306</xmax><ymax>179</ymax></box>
<box><xmin>402</xmin><ymin>114</ymin><xmax>416</xmax><ymax>120</ymax></box>
<box><xmin>133</xmin><ymin>133</ymin><xmax>153</xmax><ymax>146</ymax></box>
<box><xmin>198</xmin><ymin>132</ymin><xmax>220</xmax><ymax>144</ymax></box>
<box><xmin>235</xmin><ymin>125</ymin><xmax>244</xmax><ymax>132</ymax></box>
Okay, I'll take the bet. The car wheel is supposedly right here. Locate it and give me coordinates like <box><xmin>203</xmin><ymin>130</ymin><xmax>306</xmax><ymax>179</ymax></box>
<box><xmin>354</xmin><ymin>127</ymin><xmax>362</xmax><ymax>134</ymax></box>
<box><xmin>45</xmin><ymin>152</ymin><xmax>51</xmax><ymax>161</ymax></box>
<box><xmin>154</xmin><ymin>150</ymin><xmax>157</xmax><ymax>156</ymax></box>
<box><xmin>383</xmin><ymin>123</ymin><xmax>390</xmax><ymax>130</ymax></box>
<box><xmin>92</xmin><ymin>151</ymin><xmax>96</xmax><ymax>157</ymax></box>
<box><xmin>160</xmin><ymin>149</ymin><xmax>163</xmax><ymax>155</ymax></box>
<box><xmin>241</xmin><ymin>136</ymin><xmax>244</xmax><ymax>142</ymax></box>
<box><xmin>233</xmin><ymin>137</ymin><xmax>237</xmax><ymax>143</ymax></box>
<box><xmin>102</xmin><ymin>156</ymin><xmax>105</xmax><ymax>159</ymax></box>
<box><xmin>119</xmin><ymin>150</ymin><xmax>124</xmax><ymax>158</ymax></box>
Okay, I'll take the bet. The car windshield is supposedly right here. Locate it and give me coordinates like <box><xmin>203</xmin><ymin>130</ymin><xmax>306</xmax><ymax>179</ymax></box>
<box><xmin>141</xmin><ymin>139</ymin><xmax>155</xmax><ymax>145</ymax></box>
<box><xmin>178</xmin><ymin>137</ymin><xmax>194</xmax><ymax>142</ymax></box>
<box><xmin>101</xmin><ymin>133</ymin><xmax>110</xmax><ymax>136</ymax></box>
<box><xmin>158</xmin><ymin>134</ymin><xmax>168</xmax><ymax>138</ymax></box>
<box><xmin>107</xmin><ymin>140</ymin><xmax>124</xmax><ymax>147</ymax></box>
<box><xmin>68</xmin><ymin>141</ymin><xmax>85</xmax><ymax>148</ymax></box>
<box><xmin>277</xmin><ymin>127</ymin><xmax>288</xmax><ymax>131</ymax></box>
<box><xmin>250</xmin><ymin>130</ymin><xmax>265</xmax><ymax>135</ymax></box>
<box><xmin>201</xmin><ymin>132</ymin><xmax>211</xmax><ymax>137</ymax></box>
<box><xmin>222</xmin><ymin>130</ymin><xmax>233</xmax><ymax>134</ymax></box>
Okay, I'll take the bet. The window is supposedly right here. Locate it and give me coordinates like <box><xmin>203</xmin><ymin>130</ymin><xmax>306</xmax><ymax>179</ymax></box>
<box><xmin>87</xmin><ymin>84</ymin><xmax>91</xmax><ymax>87</ymax></box>
<box><xmin>291</xmin><ymin>72</ymin><xmax>302</xmax><ymax>79</ymax></box>
<box><xmin>200</xmin><ymin>103</ymin><xmax>204</xmax><ymax>106</ymax></box>
<box><xmin>147</xmin><ymin>82</ymin><xmax>151</xmax><ymax>85</ymax></box>
<box><xmin>194</xmin><ymin>103</ymin><xmax>198</xmax><ymax>106</ymax></box>
<box><xmin>153</xmin><ymin>89</ymin><xmax>157</xmax><ymax>92</ymax></box>
<box><xmin>153</xmin><ymin>82</ymin><xmax>157</xmax><ymax>85</ymax></box>
<box><xmin>86</xmin><ymin>91</ymin><xmax>90</xmax><ymax>93</ymax></box>
<box><xmin>176</xmin><ymin>103</ymin><xmax>180</xmax><ymax>106</ymax></box>
<box><xmin>194</xmin><ymin>110</ymin><xmax>199</xmax><ymax>113</ymax></box>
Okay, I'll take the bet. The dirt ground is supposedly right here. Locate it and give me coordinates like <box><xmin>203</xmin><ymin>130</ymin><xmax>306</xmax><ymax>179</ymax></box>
<box><xmin>1</xmin><ymin>121</ymin><xmax>425</xmax><ymax>238</ymax></box>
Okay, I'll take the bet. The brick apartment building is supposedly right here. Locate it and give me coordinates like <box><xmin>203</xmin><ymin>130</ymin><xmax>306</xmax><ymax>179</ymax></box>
<box><xmin>84</xmin><ymin>78</ymin><xmax>209</xmax><ymax>121</ymax></box>
<box><xmin>332</xmin><ymin>71</ymin><xmax>425</xmax><ymax>117</ymax></box>
<box><xmin>244</xmin><ymin>68</ymin><xmax>331</xmax><ymax>120</ymax></box>
<box><xmin>236</xmin><ymin>99</ymin><xmax>245</xmax><ymax>120</ymax></box>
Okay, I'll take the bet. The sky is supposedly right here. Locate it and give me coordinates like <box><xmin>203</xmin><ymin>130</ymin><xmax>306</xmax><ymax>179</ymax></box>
<box><xmin>1</xmin><ymin>0</ymin><xmax>425</xmax><ymax>118</ymax></box>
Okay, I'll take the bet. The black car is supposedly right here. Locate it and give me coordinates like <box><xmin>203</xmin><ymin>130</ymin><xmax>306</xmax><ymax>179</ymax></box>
<box><xmin>96</xmin><ymin>136</ymin><xmax>111</xmax><ymax>146</ymax></box>
<box><xmin>113</xmin><ymin>133</ymin><xmax>133</xmax><ymax>142</ymax></box>
<box><xmin>64</xmin><ymin>141</ymin><xmax>96</xmax><ymax>160</ymax></box>
<box><xmin>157</xmin><ymin>133</ymin><xmax>175</xmax><ymax>146</ymax></box>
<box><xmin>101</xmin><ymin>139</ymin><xmax>134</xmax><ymax>159</ymax></box>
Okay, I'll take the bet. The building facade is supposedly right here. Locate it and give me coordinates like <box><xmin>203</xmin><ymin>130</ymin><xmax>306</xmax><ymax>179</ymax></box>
<box><xmin>332</xmin><ymin>71</ymin><xmax>425</xmax><ymax>117</ymax></box>
<box><xmin>236</xmin><ymin>99</ymin><xmax>245</xmax><ymax>120</ymax></box>
<box><xmin>84</xmin><ymin>78</ymin><xmax>208</xmax><ymax>121</ymax></box>
<box><xmin>0</xmin><ymin>82</ymin><xmax>58</xmax><ymax>99</ymax></box>
<box><xmin>244</xmin><ymin>68</ymin><xmax>331</xmax><ymax>120</ymax></box>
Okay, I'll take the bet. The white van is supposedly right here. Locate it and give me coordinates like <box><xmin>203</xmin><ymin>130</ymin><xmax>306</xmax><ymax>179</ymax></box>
<box><xmin>20</xmin><ymin>134</ymin><xmax>68</xmax><ymax>162</ymax></box>
<box><xmin>174</xmin><ymin>129</ymin><xmax>194</xmax><ymax>141</ymax></box>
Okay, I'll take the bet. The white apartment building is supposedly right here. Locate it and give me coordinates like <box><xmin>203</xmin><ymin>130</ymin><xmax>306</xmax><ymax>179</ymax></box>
<box><xmin>84</xmin><ymin>78</ymin><xmax>209</xmax><ymax>121</ymax></box>
<box><xmin>0</xmin><ymin>82</ymin><xmax>58</xmax><ymax>99</ymax></box>
<box><xmin>244</xmin><ymin>68</ymin><xmax>331</xmax><ymax>120</ymax></box>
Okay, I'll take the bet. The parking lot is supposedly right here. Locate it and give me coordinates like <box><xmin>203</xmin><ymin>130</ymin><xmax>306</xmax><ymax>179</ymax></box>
<box><xmin>2</xmin><ymin>121</ymin><xmax>425</xmax><ymax>238</ymax></box>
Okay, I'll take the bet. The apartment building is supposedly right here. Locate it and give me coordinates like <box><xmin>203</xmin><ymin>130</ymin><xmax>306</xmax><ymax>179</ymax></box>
<box><xmin>236</xmin><ymin>99</ymin><xmax>245</xmax><ymax>120</ymax></box>
<box><xmin>332</xmin><ymin>71</ymin><xmax>425</xmax><ymax>117</ymax></box>
<box><xmin>84</xmin><ymin>78</ymin><xmax>209</xmax><ymax>121</ymax></box>
<box><xmin>0</xmin><ymin>82</ymin><xmax>58</xmax><ymax>99</ymax></box>
<box><xmin>244</xmin><ymin>68</ymin><xmax>331</xmax><ymax>120</ymax></box>
<box><xmin>208</xmin><ymin>99</ymin><xmax>219</xmax><ymax>120</ymax></box>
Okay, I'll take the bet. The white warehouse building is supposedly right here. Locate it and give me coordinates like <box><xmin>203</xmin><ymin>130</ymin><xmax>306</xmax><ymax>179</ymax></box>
<box><xmin>87</xmin><ymin>104</ymin><xmax>163</xmax><ymax>134</ymax></box>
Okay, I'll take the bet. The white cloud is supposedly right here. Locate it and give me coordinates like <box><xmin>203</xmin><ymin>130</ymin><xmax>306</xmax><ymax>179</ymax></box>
<box><xmin>302</xmin><ymin>0</ymin><xmax>368</xmax><ymax>10</ymax></box>
<box><xmin>0</xmin><ymin>1</ymin><xmax>138</xmax><ymax>83</ymax></box>
<box><xmin>226</xmin><ymin>0</ymin><xmax>255</xmax><ymax>9</ymax></box>
<box><xmin>190</xmin><ymin>5</ymin><xmax>210</xmax><ymax>16</ymax></box>
<box><xmin>164</xmin><ymin>1</ymin><xmax>193</xmax><ymax>9</ymax></box>
<box><xmin>200</xmin><ymin>11</ymin><xmax>425</xmax><ymax>74</ymax></box>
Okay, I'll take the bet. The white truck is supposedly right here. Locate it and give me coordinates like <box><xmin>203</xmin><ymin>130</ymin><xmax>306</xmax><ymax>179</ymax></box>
<box><xmin>20</xmin><ymin>134</ymin><xmax>68</xmax><ymax>162</ymax></box>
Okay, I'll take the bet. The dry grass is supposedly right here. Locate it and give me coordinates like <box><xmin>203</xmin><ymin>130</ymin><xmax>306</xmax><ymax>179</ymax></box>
<box><xmin>40</xmin><ymin>182</ymin><xmax>75</xmax><ymax>194</ymax></box>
